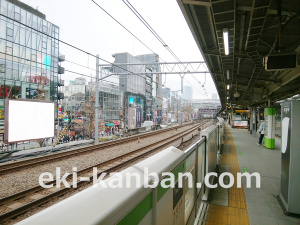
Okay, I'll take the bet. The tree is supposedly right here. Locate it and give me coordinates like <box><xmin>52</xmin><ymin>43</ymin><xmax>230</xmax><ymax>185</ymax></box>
<box><xmin>82</xmin><ymin>91</ymin><xmax>95</xmax><ymax>138</ymax></box>
<box><xmin>182</xmin><ymin>102</ymin><xmax>193</xmax><ymax>114</ymax></box>
<box><xmin>80</xmin><ymin>89</ymin><xmax>104</xmax><ymax>139</ymax></box>
<box><xmin>33</xmin><ymin>83</ymin><xmax>47</xmax><ymax>147</ymax></box>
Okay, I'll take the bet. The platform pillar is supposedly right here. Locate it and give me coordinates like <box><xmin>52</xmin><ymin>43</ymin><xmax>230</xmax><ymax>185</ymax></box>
<box><xmin>263</xmin><ymin>107</ymin><xmax>276</xmax><ymax>149</ymax></box>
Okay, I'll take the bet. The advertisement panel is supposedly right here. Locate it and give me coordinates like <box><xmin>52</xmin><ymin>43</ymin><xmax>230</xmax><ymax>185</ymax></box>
<box><xmin>128</xmin><ymin>107</ymin><xmax>136</xmax><ymax>129</ymax></box>
<box><xmin>4</xmin><ymin>99</ymin><xmax>54</xmax><ymax>143</ymax></box>
<box><xmin>136</xmin><ymin>107</ymin><xmax>142</xmax><ymax>128</ymax></box>
<box><xmin>1</xmin><ymin>85</ymin><xmax>21</xmax><ymax>98</ymax></box>
<box><xmin>233</xmin><ymin>121</ymin><xmax>248</xmax><ymax>127</ymax></box>
<box><xmin>26</xmin><ymin>88</ymin><xmax>38</xmax><ymax>99</ymax></box>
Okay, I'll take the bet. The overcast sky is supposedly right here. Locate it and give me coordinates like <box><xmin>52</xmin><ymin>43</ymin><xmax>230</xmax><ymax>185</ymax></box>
<box><xmin>25</xmin><ymin>0</ymin><xmax>218</xmax><ymax>99</ymax></box>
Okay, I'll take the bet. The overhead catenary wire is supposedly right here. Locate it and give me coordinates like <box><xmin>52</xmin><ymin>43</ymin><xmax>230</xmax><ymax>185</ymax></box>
<box><xmin>1</xmin><ymin>12</ymin><xmax>165</xmax><ymax>94</ymax></box>
<box><xmin>0</xmin><ymin>13</ymin><xmax>153</xmax><ymax>81</ymax></box>
<box><xmin>121</xmin><ymin>0</ymin><xmax>183</xmax><ymax>63</ymax></box>
<box><xmin>119</xmin><ymin>0</ymin><xmax>211</xmax><ymax>101</ymax></box>
<box><xmin>1</xmin><ymin>6</ymin><xmax>210</xmax><ymax>101</ymax></box>
<box><xmin>65</xmin><ymin>59</ymin><xmax>149</xmax><ymax>82</ymax></box>
<box><xmin>68</xmin><ymin>1</ymin><xmax>209</xmax><ymax>100</ymax></box>
<box><xmin>65</xmin><ymin>69</ymin><xmax>150</xmax><ymax>95</ymax></box>
<box><xmin>90</xmin><ymin>0</ymin><xmax>189</xmax><ymax>78</ymax></box>
<box><xmin>90</xmin><ymin>0</ymin><xmax>161</xmax><ymax>60</ymax></box>
<box><xmin>64</xmin><ymin>68</ymin><xmax>161</xmax><ymax>92</ymax></box>
<box><xmin>65</xmin><ymin>60</ymin><xmax>162</xmax><ymax>88</ymax></box>
<box><xmin>65</xmin><ymin>69</ymin><xmax>121</xmax><ymax>88</ymax></box>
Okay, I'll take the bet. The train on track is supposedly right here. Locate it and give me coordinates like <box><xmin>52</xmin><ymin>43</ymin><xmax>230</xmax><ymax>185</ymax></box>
<box><xmin>17</xmin><ymin>118</ymin><xmax>224</xmax><ymax>225</ymax></box>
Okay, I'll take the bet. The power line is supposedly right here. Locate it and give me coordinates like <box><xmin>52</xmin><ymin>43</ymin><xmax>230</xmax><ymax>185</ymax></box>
<box><xmin>90</xmin><ymin>0</ymin><xmax>184</xmax><ymax>75</ymax></box>
<box><xmin>90</xmin><ymin>0</ymin><xmax>160</xmax><ymax>58</ymax></box>
<box><xmin>64</xmin><ymin>69</ymin><xmax>95</xmax><ymax>79</ymax></box>
<box><xmin>64</xmin><ymin>68</ymin><xmax>162</xmax><ymax>92</ymax></box>
<box><xmin>0</xmin><ymin>13</ymin><xmax>153</xmax><ymax>81</ymax></box>
<box><xmin>118</xmin><ymin>1</ymin><xmax>211</xmax><ymax>100</ymax></box>
<box><xmin>65</xmin><ymin>69</ymin><xmax>120</xmax><ymax>88</ymax></box>
<box><xmin>65</xmin><ymin>59</ymin><xmax>149</xmax><ymax>84</ymax></box>
<box><xmin>121</xmin><ymin>0</ymin><xmax>183</xmax><ymax>63</ymax></box>
<box><xmin>65</xmin><ymin>60</ymin><xmax>97</xmax><ymax>72</ymax></box>
<box><xmin>1</xmin><ymin>9</ymin><xmax>210</xmax><ymax>101</ymax></box>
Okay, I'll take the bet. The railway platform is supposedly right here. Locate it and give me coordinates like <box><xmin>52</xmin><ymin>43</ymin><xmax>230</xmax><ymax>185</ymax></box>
<box><xmin>197</xmin><ymin>123</ymin><xmax>300</xmax><ymax>225</ymax></box>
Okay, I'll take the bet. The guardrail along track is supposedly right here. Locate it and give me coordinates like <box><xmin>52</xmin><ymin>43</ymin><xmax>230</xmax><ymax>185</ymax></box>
<box><xmin>0</xmin><ymin>120</ymin><xmax>213</xmax><ymax>223</ymax></box>
<box><xmin>0</xmin><ymin>121</ymin><xmax>207</xmax><ymax>176</ymax></box>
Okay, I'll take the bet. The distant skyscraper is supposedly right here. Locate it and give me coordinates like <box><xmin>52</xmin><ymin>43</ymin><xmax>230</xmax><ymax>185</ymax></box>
<box><xmin>212</xmin><ymin>93</ymin><xmax>218</xmax><ymax>100</ymax></box>
<box><xmin>183</xmin><ymin>86</ymin><xmax>193</xmax><ymax>100</ymax></box>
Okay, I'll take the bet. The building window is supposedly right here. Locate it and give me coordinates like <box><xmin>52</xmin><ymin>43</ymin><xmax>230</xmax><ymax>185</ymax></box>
<box><xmin>43</xmin><ymin>25</ymin><xmax>47</xmax><ymax>34</ymax></box>
<box><xmin>42</xmin><ymin>41</ymin><xmax>47</xmax><ymax>50</ymax></box>
<box><xmin>0</xmin><ymin>64</ymin><xmax>4</xmax><ymax>73</ymax></box>
<box><xmin>31</xmin><ymin>54</ymin><xmax>36</xmax><ymax>61</ymax></box>
<box><xmin>6</xmin><ymin>46</ymin><xmax>13</xmax><ymax>55</ymax></box>
<box><xmin>6</xmin><ymin>27</ymin><xmax>13</xmax><ymax>41</ymax></box>
<box><xmin>15</xmin><ymin>12</ymin><xmax>20</xmax><ymax>21</ymax></box>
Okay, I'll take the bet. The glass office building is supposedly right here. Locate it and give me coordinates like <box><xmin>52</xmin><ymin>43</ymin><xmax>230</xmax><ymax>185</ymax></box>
<box><xmin>86</xmin><ymin>82</ymin><xmax>123</xmax><ymax>121</ymax></box>
<box><xmin>0</xmin><ymin>0</ymin><xmax>60</xmax><ymax>132</ymax></box>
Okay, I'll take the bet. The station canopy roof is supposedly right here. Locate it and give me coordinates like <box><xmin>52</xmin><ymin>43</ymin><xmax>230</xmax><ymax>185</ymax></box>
<box><xmin>177</xmin><ymin>0</ymin><xmax>300</xmax><ymax>111</ymax></box>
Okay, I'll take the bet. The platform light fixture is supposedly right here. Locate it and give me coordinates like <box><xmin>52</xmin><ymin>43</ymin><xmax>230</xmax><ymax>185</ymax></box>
<box><xmin>227</xmin><ymin>70</ymin><xmax>230</xmax><ymax>80</ymax></box>
<box><xmin>227</xmin><ymin>96</ymin><xmax>229</xmax><ymax>99</ymax></box>
<box><xmin>223</xmin><ymin>28</ymin><xmax>229</xmax><ymax>55</ymax></box>
<box><xmin>227</xmin><ymin>84</ymin><xmax>230</xmax><ymax>90</ymax></box>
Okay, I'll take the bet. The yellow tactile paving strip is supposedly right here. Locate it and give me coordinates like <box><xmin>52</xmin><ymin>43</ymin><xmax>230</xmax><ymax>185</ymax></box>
<box><xmin>205</xmin><ymin>124</ymin><xmax>250</xmax><ymax>225</ymax></box>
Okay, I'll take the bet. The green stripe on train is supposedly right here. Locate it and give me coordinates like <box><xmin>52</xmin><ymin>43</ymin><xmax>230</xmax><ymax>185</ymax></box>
<box><xmin>117</xmin><ymin>193</ymin><xmax>152</xmax><ymax>225</ymax></box>
<box><xmin>118</xmin><ymin>161</ymin><xmax>185</xmax><ymax>224</ymax></box>
<box><xmin>157</xmin><ymin>161</ymin><xmax>185</xmax><ymax>201</ymax></box>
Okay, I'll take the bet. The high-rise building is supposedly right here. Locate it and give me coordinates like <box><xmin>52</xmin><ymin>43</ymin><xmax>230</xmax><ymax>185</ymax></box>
<box><xmin>111</xmin><ymin>52</ymin><xmax>163</xmax><ymax>123</ymax></box>
<box><xmin>0</xmin><ymin>0</ymin><xmax>61</xmax><ymax>132</ymax></box>
<box><xmin>112</xmin><ymin>52</ymin><xmax>146</xmax><ymax>96</ymax></box>
<box><xmin>136</xmin><ymin>53</ymin><xmax>162</xmax><ymax>99</ymax></box>
<box><xmin>183</xmin><ymin>86</ymin><xmax>193</xmax><ymax>100</ymax></box>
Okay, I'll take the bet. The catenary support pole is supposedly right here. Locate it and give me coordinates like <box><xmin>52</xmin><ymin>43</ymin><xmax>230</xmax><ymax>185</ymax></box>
<box><xmin>95</xmin><ymin>54</ymin><xmax>100</xmax><ymax>144</ymax></box>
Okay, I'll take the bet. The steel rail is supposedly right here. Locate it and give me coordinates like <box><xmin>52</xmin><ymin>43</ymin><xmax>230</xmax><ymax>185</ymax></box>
<box><xmin>0</xmin><ymin>120</ymin><xmax>212</xmax><ymax>222</ymax></box>
<box><xmin>0</xmin><ymin>121</ymin><xmax>201</xmax><ymax>175</ymax></box>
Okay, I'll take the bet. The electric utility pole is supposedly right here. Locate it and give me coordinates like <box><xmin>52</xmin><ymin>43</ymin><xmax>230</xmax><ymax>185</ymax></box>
<box><xmin>95</xmin><ymin>54</ymin><xmax>99</xmax><ymax>144</ymax></box>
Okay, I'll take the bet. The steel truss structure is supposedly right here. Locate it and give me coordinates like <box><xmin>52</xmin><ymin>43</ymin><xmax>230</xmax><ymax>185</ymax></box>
<box><xmin>99</xmin><ymin>61</ymin><xmax>209</xmax><ymax>76</ymax></box>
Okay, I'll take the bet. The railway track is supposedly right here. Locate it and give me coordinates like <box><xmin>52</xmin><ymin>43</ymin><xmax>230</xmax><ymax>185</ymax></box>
<box><xmin>0</xmin><ymin>121</ymin><xmax>206</xmax><ymax>176</ymax></box>
<box><xmin>0</xmin><ymin>120</ymin><xmax>213</xmax><ymax>223</ymax></box>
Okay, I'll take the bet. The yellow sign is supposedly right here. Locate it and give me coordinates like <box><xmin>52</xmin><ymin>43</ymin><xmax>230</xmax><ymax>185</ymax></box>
<box><xmin>236</xmin><ymin>110</ymin><xmax>248</xmax><ymax>113</ymax></box>
<box><xmin>0</xmin><ymin>107</ymin><xmax>4</xmax><ymax>119</ymax></box>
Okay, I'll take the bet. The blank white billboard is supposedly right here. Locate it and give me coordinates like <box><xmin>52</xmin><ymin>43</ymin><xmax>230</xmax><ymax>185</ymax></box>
<box><xmin>5</xmin><ymin>99</ymin><xmax>54</xmax><ymax>143</ymax></box>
